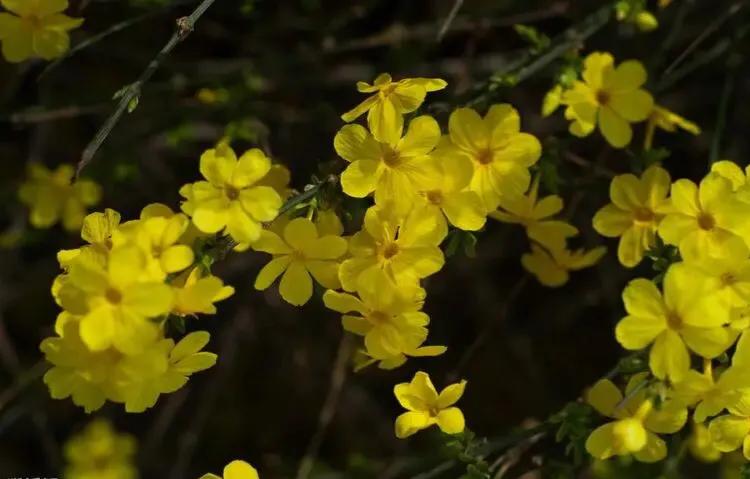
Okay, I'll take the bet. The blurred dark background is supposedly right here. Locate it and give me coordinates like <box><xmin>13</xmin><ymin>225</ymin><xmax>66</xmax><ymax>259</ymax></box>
<box><xmin>0</xmin><ymin>0</ymin><xmax>749</xmax><ymax>477</ymax></box>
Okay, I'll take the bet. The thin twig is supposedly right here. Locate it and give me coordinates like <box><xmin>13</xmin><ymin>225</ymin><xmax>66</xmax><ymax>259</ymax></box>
<box><xmin>9</xmin><ymin>104</ymin><xmax>108</xmax><ymax>124</ymax></box>
<box><xmin>295</xmin><ymin>334</ymin><xmax>354</xmax><ymax>479</ymax></box>
<box><xmin>710</xmin><ymin>71</ymin><xmax>736</xmax><ymax>165</ymax></box>
<box><xmin>436</xmin><ymin>0</ymin><xmax>464</xmax><ymax>42</ymax></box>
<box><xmin>76</xmin><ymin>0</ymin><xmax>219</xmax><ymax>178</ymax></box>
<box><xmin>660</xmin><ymin>1</ymin><xmax>746</xmax><ymax>79</ymax></box>
<box><xmin>0</xmin><ymin>361</ymin><xmax>47</xmax><ymax>413</ymax></box>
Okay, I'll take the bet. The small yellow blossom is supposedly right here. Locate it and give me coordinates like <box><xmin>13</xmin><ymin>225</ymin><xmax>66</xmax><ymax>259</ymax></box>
<box><xmin>393</xmin><ymin>371</ymin><xmax>466</xmax><ymax>438</ymax></box>
<box><xmin>673</xmin><ymin>361</ymin><xmax>750</xmax><ymax>423</ymax></box>
<box><xmin>681</xmin><ymin>237</ymin><xmax>750</xmax><ymax>309</ymax></box>
<box><xmin>63</xmin><ymin>419</ymin><xmax>138</xmax><ymax>479</ymax></box>
<box><xmin>323</xmin><ymin>271</ymin><xmax>445</xmax><ymax>369</ymax></box>
<box><xmin>522</xmin><ymin>241</ymin><xmax>605</xmax><ymax>287</ymax></box>
<box><xmin>658</xmin><ymin>173</ymin><xmax>750</xmax><ymax>259</ymax></box>
<box><xmin>200</xmin><ymin>460</ymin><xmax>259</xmax><ymax>479</ymax></box>
<box><xmin>585</xmin><ymin>375</ymin><xmax>687</xmax><ymax>462</ymax></box>
<box><xmin>541</xmin><ymin>84</ymin><xmax>563</xmax><ymax>117</ymax></box>
<box><xmin>18</xmin><ymin>163</ymin><xmax>100</xmax><ymax>232</ymax></box>
<box><xmin>708</xmin><ymin>409</ymin><xmax>750</xmax><ymax>460</ymax></box>
<box><xmin>253</xmin><ymin>217</ymin><xmax>348</xmax><ymax>305</ymax></box>
<box><xmin>339</xmin><ymin>204</ymin><xmax>446</xmax><ymax>291</ymax></box>
<box><xmin>334</xmin><ymin>115</ymin><xmax>440</xmax><ymax>214</ymax></box>
<box><xmin>416</xmin><ymin>154</ymin><xmax>486</xmax><ymax>231</ymax></box>
<box><xmin>491</xmin><ymin>176</ymin><xmax>575</xmax><ymax>248</ymax></box>
<box><xmin>615</xmin><ymin>265</ymin><xmax>734</xmax><ymax>382</ymax></box>
<box><xmin>562</xmin><ymin>52</ymin><xmax>654</xmax><ymax>148</ymax></box>
<box><xmin>66</xmin><ymin>246</ymin><xmax>174</xmax><ymax>353</ymax></box>
<box><xmin>593</xmin><ymin>165</ymin><xmax>672</xmax><ymax>267</ymax></box>
<box><xmin>180</xmin><ymin>144</ymin><xmax>282</xmax><ymax>244</ymax></box>
<box><xmin>711</xmin><ymin>160</ymin><xmax>750</xmax><ymax>204</ymax></box>
<box><xmin>438</xmin><ymin>104</ymin><xmax>541</xmax><ymax>211</ymax></box>
<box><xmin>0</xmin><ymin>0</ymin><xmax>83</xmax><ymax>63</ymax></box>
<box><xmin>645</xmin><ymin>105</ymin><xmax>701</xmax><ymax>149</ymax></box>
<box><xmin>171</xmin><ymin>267</ymin><xmax>234</xmax><ymax>316</ymax></box>
<box><xmin>341</xmin><ymin>73</ymin><xmax>447</xmax><ymax>142</ymax></box>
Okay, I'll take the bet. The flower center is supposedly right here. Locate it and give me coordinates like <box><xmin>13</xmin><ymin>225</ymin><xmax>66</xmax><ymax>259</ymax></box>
<box><xmin>426</xmin><ymin>190</ymin><xmax>443</xmax><ymax>205</ymax></box>
<box><xmin>666</xmin><ymin>311</ymin><xmax>683</xmax><ymax>330</ymax></box>
<box><xmin>105</xmin><ymin>288</ymin><xmax>123</xmax><ymax>305</ymax></box>
<box><xmin>225</xmin><ymin>186</ymin><xmax>240</xmax><ymax>201</ymax></box>
<box><xmin>721</xmin><ymin>272</ymin><xmax>737</xmax><ymax>287</ymax></box>
<box><xmin>382</xmin><ymin>148</ymin><xmax>401</xmax><ymax>168</ymax></box>
<box><xmin>476</xmin><ymin>148</ymin><xmax>493</xmax><ymax>165</ymax></box>
<box><xmin>368</xmin><ymin>311</ymin><xmax>390</xmax><ymax>324</ymax></box>
<box><xmin>632</xmin><ymin>207</ymin><xmax>655</xmax><ymax>224</ymax></box>
<box><xmin>596</xmin><ymin>89</ymin><xmax>611</xmax><ymax>106</ymax></box>
<box><xmin>697</xmin><ymin>212</ymin><xmax>715</xmax><ymax>230</ymax></box>
<box><xmin>382</xmin><ymin>242</ymin><xmax>399</xmax><ymax>259</ymax></box>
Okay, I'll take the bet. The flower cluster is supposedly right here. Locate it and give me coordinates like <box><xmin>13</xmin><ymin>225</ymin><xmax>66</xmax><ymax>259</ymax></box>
<box><xmin>41</xmin><ymin>205</ymin><xmax>233</xmax><ymax>412</ymax></box>
<box><xmin>585</xmin><ymin>162</ymin><xmax>750</xmax><ymax>462</ymax></box>
<box><xmin>0</xmin><ymin>0</ymin><xmax>83</xmax><ymax>63</ymax></box>
<box><xmin>18</xmin><ymin>163</ymin><xmax>101</xmax><ymax>232</ymax></box>
<box><xmin>545</xmin><ymin>51</ymin><xmax>699</xmax><ymax>149</ymax></box>
<box><xmin>63</xmin><ymin>419</ymin><xmax>138</xmax><ymax>479</ymax></box>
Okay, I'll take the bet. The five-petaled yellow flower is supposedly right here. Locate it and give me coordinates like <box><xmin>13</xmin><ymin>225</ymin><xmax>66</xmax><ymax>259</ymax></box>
<box><xmin>0</xmin><ymin>0</ymin><xmax>83</xmax><ymax>63</ymax></box>
<box><xmin>323</xmin><ymin>271</ymin><xmax>445</xmax><ymax>370</ymax></box>
<box><xmin>562</xmin><ymin>52</ymin><xmax>654</xmax><ymax>148</ymax></box>
<box><xmin>253</xmin><ymin>217</ymin><xmax>348</xmax><ymax>306</ymax></box>
<box><xmin>19</xmin><ymin>163</ymin><xmax>101</xmax><ymax>232</ymax></box>
<box><xmin>585</xmin><ymin>375</ymin><xmax>687</xmax><ymax>462</ymax></box>
<box><xmin>394</xmin><ymin>371</ymin><xmax>466</xmax><ymax>438</ymax></box>
<box><xmin>593</xmin><ymin>165</ymin><xmax>672</xmax><ymax>267</ymax></box>
<box><xmin>200</xmin><ymin>460</ymin><xmax>259</xmax><ymax>479</ymax></box>
<box><xmin>334</xmin><ymin>115</ymin><xmax>440</xmax><ymax>214</ymax></box>
<box><xmin>615</xmin><ymin>265</ymin><xmax>734</xmax><ymax>382</ymax></box>
<box><xmin>180</xmin><ymin>144</ymin><xmax>282</xmax><ymax>244</ymax></box>
<box><xmin>438</xmin><ymin>104</ymin><xmax>542</xmax><ymax>211</ymax></box>
<box><xmin>341</xmin><ymin>73</ymin><xmax>447</xmax><ymax>142</ymax></box>
<box><xmin>63</xmin><ymin>419</ymin><xmax>138</xmax><ymax>479</ymax></box>
<box><xmin>522</xmin><ymin>241</ymin><xmax>605</xmax><ymax>287</ymax></box>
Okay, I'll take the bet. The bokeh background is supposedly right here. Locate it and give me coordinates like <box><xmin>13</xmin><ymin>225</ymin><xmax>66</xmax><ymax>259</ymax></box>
<box><xmin>1</xmin><ymin>0</ymin><xmax>749</xmax><ymax>477</ymax></box>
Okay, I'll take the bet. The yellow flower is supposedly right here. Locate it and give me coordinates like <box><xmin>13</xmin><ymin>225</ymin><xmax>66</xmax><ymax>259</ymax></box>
<box><xmin>114</xmin><ymin>214</ymin><xmax>195</xmax><ymax>280</ymax></box>
<box><xmin>439</xmin><ymin>104</ymin><xmax>541</xmax><ymax>211</ymax></box>
<box><xmin>491</xmin><ymin>176</ymin><xmax>575</xmax><ymax>247</ymax></box>
<box><xmin>711</xmin><ymin>160</ymin><xmax>750</xmax><ymax>204</ymax></box>
<box><xmin>339</xmin><ymin>204</ymin><xmax>446</xmax><ymax>291</ymax></box>
<box><xmin>253</xmin><ymin>217</ymin><xmax>347</xmax><ymax>305</ymax></box>
<box><xmin>416</xmin><ymin>154</ymin><xmax>486</xmax><ymax>231</ymax></box>
<box><xmin>393</xmin><ymin>371</ymin><xmax>466</xmax><ymax>439</ymax></box>
<box><xmin>673</xmin><ymin>361</ymin><xmax>750</xmax><ymax>423</ymax></box>
<box><xmin>323</xmin><ymin>271</ymin><xmax>445</xmax><ymax>370</ymax></box>
<box><xmin>681</xmin><ymin>237</ymin><xmax>750</xmax><ymax>309</ymax></box>
<box><xmin>180</xmin><ymin>144</ymin><xmax>282</xmax><ymax>244</ymax></box>
<box><xmin>521</xmin><ymin>241</ymin><xmax>605</xmax><ymax>288</ymax></box>
<box><xmin>58</xmin><ymin>208</ymin><xmax>121</xmax><ymax>268</ymax></box>
<box><xmin>708</xmin><ymin>410</ymin><xmax>750</xmax><ymax>460</ymax></box>
<box><xmin>171</xmin><ymin>267</ymin><xmax>234</xmax><ymax>316</ymax></box>
<box><xmin>41</xmin><ymin>320</ymin><xmax>121</xmax><ymax>413</ymax></box>
<box><xmin>334</xmin><ymin>115</ymin><xmax>441</xmax><ymax>214</ymax></box>
<box><xmin>18</xmin><ymin>163</ymin><xmax>100</xmax><ymax>232</ymax></box>
<box><xmin>115</xmin><ymin>331</ymin><xmax>217</xmax><ymax>413</ymax></box>
<box><xmin>200</xmin><ymin>460</ymin><xmax>259</xmax><ymax>479</ymax></box>
<box><xmin>614</xmin><ymin>265</ymin><xmax>734</xmax><ymax>382</ymax></box>
<box><xmin>0</xmin><ymin>0</ymin><xmax>83</xmax><ymax>63</ymax></box>
<box><xmin>63</xmin><ymin>419</ymin><xmax>137</xmax><ymax>479</ymax></box>
<box><xmin>644</xmin><ymin>105</ymin><xmax>701</xmax><ymax>149</ymax></box>
<box><xmin>67</xmin><ymin>245</ymin><xmax>174</xmax><ymax>353</ymax></box>
<box><xmin>593</xmin><ymin>165</ymin><xmax>672</xmax><ymax>267</ymax></box>
<box><xmin>585</xmin><ymin>375</ymin><xmax>687</xmax><ymax>462</ymax></box>
<box><xmin>341</xmin><ymin>73</ymin><xmax>447</xmax><ymax>142</ymax></box>
<box><xmin>562</xmin><ymin>52</ymin><xmax>654</xmax><ymax>148</ymax></box>
<box><xmin>688</xmin><ymin>422</ymin><xmax>722</xmax><ymax>463</ymax></box>
<box><xmin>658</xmin><ymin>173</ymin><xmax>750</xmax><ymax>259</ymax></box>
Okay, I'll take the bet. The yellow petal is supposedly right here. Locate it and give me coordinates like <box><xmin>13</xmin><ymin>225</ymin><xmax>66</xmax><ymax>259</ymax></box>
<box><xmin>449</xmin><ymin>107</ymin><xmax>488</xmax><ymax>151</ymax></box>
<box><xmin>436</xmin><ymin>407</ymin><xmax>465</xmax><ymax>434</ymax></box>
<box><xmin>322</xmin><ymin>290</ymin><xmax>365</xmax><ymax>314</ymax></box>
<box><xmin>279</xmin><ymin>261</ymin><xmax>312</xmax><ymax>306</ymax></box>
<box><xmin>200</xmin><ymin>147</ymin><xmax>236</xmax><ymax>185</ymax></box>
<box><xmin>649</xmin><ymin>330</ymin><xmax>689</xmax><ymax>381</ymax></box>
<box><xmin>437</xmin><ymin>380</ymin><xmax>467</xmax><ymax>408</ymax></box>
<box><xmin>397</xmin><ymin>115</ymin><xmax>440</xmax><ymax>157</ymax></box>
<box><xmin>160</xmin><ymin>245</ymin><xmax>194</xmax><ymax>273</ymax></box>
<box><xmin>633</xmin><ymin>431</ymin><xmax>667</xmax><ymax>463</ymax></box>
<box><xmin>599</xmin><ymin>107</ymin><xmax>632</xmax><ymax>148</ymax></box>
<box><xmin>238</xmin><ymin>186</ymin><xmax>281</xmax><ymax>223</ymax></box>
<box><xmin>708</xmin><ymin>415</ymin><xmax>750</xmax><ymax>452</ymax></box>
<box><xmin>224</xmin><ymin>460</ymin><xmax>259</xmax><ymax>479</ymax></box>
<box><xmin>586</xmin><ymin>379</ymin><xmax>623</xmax><ymax>417</ymax></box>
<box><xmin>585</xmin><ymin>423</ymin><xmax>617</xmax><ymax>459</ymax></box>
<box><xmin>341</xmin><ymin>160</ymin><xmax>380</xmax><ymax>198</ymax></box>
<box><xmin>233</xmin><ymin>149</ymin><xmax>271</xmax><ymax>188</ymax></box>
<box><xmin>368</xmin><ymin>98</ymin><xmax>402</xmax><ymax>144</ymax></box>
<box><xmin>284</xmin><ymin>218</ymin><xmax>318</xmax><ymax>250</ymax></box>
<box><xmin>254</xmin><ymin>256</ymin><xmax>291</xmax><ymax>290</ymax></box>
<box><xmin>395</xmin><ymin>411</ymin><xmax>433</xmax><ymax>438</ymax></box>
